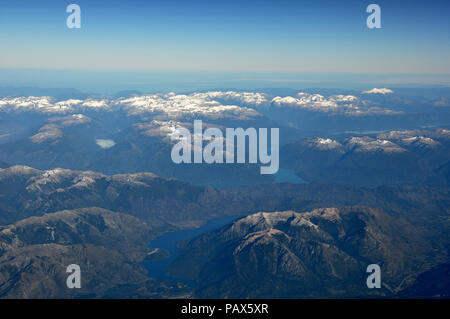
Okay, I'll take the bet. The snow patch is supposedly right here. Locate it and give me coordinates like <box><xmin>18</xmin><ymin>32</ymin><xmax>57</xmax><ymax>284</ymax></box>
<box><xmin>362</xmin><ymin>88</ymin><xmax>394</xmax><ymax>95</ymax></box>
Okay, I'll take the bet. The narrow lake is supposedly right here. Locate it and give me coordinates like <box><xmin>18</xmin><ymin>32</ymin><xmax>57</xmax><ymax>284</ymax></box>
<box><xmin>142</xmin><ymin>168</ymin><xmax>306</xmax><ymax>285</ymax></box>
<box><xmin>142</xmin><ymin>215</ymin><xmax>240</xmax><ymax>285</ymax></box>
<box><xmin>196</xmin><ymin>168</ymin><xmax>307</xmax><ymax>188</ymax></box>
<box><xmin>273</xmin><ymin>168</ymin><xmax>306</xmax><ymax>184</ymax></box>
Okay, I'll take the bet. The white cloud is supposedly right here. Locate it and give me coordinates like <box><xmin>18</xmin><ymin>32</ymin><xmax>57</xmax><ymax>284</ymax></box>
<box><xmin>96</xmin><ymin>139</ymin><xmax>116</xmax><ymax>149</ymax></box>
<box><xmin>433</xmin><ymin>97</ymin><xmax>450</xmax><ymax>107</ymax></box>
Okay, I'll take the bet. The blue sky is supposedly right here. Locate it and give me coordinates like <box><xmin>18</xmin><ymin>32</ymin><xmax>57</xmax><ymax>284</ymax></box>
<box><xmin>0</xmin><ymin>0</ymin><xmax>449</xmax><ymax>91</ymax></box>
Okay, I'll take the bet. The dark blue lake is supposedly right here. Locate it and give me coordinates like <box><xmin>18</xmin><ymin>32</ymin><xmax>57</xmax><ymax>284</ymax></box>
<box><xmin>142</xmin><ymin>215</ymin><xmax>240</xmax><ymax>285</ymax></box>
<box><xmin>273</xmin><ymin>168</ymin><xmax>306</xmax><ymax>184</ymax></box>
<box><xmin>142</xmin><ymin>168</ymin><xmax>305</xmax><ymax>284</ymax></box>
<box><xmin>196</xmin><ymin>168</ymin><xmax>307</xmax><ymax>188</ymax></box>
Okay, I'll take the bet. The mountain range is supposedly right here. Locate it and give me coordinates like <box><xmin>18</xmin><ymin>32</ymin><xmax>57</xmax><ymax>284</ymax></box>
<box><xmin>0</xmin><ymin>88</ymin><xmax>449</xmax><ymax>298</ymax></box>
<box><xmin>0</xmin><ymin>165</ymin><xmax>449</xmax><ymax>298</ymax></box>
<box><xmin>0</xmin><ymin>207</ymin><xmax>190</xmax><ymax>298</ymax></box>
<box><xmin>168</xmin><ymin>207</ymin><xmax>449</xmax><ymax>298</ymax></box>
<box><xmin>282</xmin><ymin>128</ymin><xmax>450</xmax><ymax>186</ymax></box>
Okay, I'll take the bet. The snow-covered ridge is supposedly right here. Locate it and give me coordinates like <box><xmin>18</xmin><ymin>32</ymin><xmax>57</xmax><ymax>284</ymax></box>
<box><xmin>0</xmin><ymin>165</ymin><xmax>162</xmax><ymax>194</ymax></box>
<box><xmin>346</xmin><ymin>136</ymin><xmax>406</xmax><ymax>153</ymax></box>
<box><xmin>362</xmin><ymin>88</ymin><xmax>394</xmax><ymax>95</ymax></box>
<box><xmin>377</xmin><ymin>129</ymin><xmax>448</xmax><ymax>149</ymax></box>
<box><xmin>300</xmin><ymin>128</ymin><xmax>449</xmax><ymax>154</ymax></box>
<box><xmin>29</xmin><ymin>114</ymin><xmax>92</xmax><ymax>144</ymax></box>
<box><xmin>197</xmin><ymin>91</ymin><xmax>269</xmax><ymax>106</ymax></box>
<box><xmin>313</xmin><ymin>138</ymin><xmax>344</xmax><ymax>150</ymax></box>
<box><xmin>230</xmin><ymin>208</ymin><xmax>355</xmax><ymax>241</ymax></box>
<box><xmin>0</xmin><ymin>93</ymin><xmax>262</xmax><ymax>120</ymax></box>
<box><xmin>115</xmin><ymin>93</ymin><xmax>261</xmax><ymax>120</ymax></box>
<box><xmin>0</xmin><ymin>90</ymin><xmax>397</xmax><ymax>116</ymax></box>
<box><xmin>271</xmin><ymin>92</ymin><xmax>397</xmax><ymax>115</ymax></box>
<box><xmin>134</xmin><ymin>120</ymin><xmax>188</xmax><ymax>140</ymax></box>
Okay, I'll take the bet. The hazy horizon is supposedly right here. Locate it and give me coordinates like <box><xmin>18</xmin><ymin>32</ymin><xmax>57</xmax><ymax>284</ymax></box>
<box><xmin>1</xmin><ymin>68</ymin><xmax>450</xmax><ymax>94</ymax></box>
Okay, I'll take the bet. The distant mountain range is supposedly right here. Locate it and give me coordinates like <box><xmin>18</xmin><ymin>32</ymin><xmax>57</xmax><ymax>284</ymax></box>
<box><xmin>0</xmin><ymin>93</ymin><xmax>281</xmax><ymax>185</ymax></box>
<box><xmin>1</xmin><ymin>90</ymin><xmax>449</xmax><ymax>185</ymax></box>
<box><xmin>282</xmin><ymin>128</ymin><xmax>450</xmax><ymax>186</ymax></box>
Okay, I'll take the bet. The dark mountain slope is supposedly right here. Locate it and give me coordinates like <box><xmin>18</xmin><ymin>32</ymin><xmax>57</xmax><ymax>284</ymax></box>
<box><xmin>168</xmin><ymin>207</ymin><xmax>448</xmax><ymax>298</ymax></box>
<box><xmin>0</xmin><ymin>166</ymin><xmax>213</xmax><ymax>228</ymax></box>
<box><xmin>0</xmin><ymin>207</ymin><xmax>191</xmax><ymax>298</ymax></box>
<box><xmin>1</xmin><ymin>166</ymin><xmax>449</xmax><ymax>231</ymax></box>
